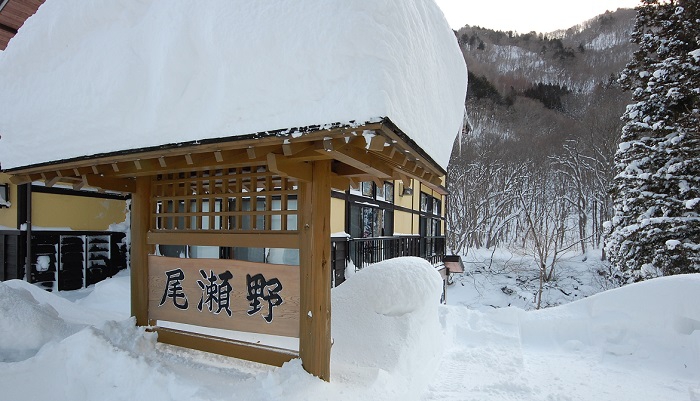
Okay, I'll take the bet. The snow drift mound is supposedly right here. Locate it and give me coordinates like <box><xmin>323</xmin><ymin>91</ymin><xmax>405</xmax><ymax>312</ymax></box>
<box><xmin>1</xmin><ymin>319</ymin><xmax>198</xmax><ymax>401</ymax></box>
<box><xmin>0</xmin><ymin>282</ymin><xmax>79</xmax><ymax>361</ymax></box>
<box><xmin>519</xmin><ymin>273</ymin><xmax>700</xmax><ymax>376</ymax></box>
<box><xmin>76</xmin><ymin>269</ymin><xmax>131</xmax><ymax>318</ymax></box>
<box><xmin>331</xmin><ymin>257</ymin><xmax>443</xmax><ymax>384</ymax></box>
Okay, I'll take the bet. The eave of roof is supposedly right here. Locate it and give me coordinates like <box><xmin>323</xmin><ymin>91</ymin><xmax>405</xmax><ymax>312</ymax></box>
<box><xmin>4</xmin><ymin>117</ymin><xmax>448</xmax><ymax>195</ymax></box>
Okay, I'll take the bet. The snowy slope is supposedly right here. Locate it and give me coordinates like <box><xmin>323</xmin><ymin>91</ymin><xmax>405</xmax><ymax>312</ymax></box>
<box><xmin>1</xmin><ymin>258</ymin><xmax>698</xmax><ymax>401</ymax></box>
<box><xmin>0</xmin><ymin>0</ymin><xmax>466</xmax><ymax>170</ymax></box>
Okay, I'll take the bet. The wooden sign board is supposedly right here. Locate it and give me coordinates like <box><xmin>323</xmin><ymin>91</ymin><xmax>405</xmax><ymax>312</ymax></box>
<box><xmin>148</xmin><ymin>255</ymin><xmax>300</xmax><ymax>338</ymax></box>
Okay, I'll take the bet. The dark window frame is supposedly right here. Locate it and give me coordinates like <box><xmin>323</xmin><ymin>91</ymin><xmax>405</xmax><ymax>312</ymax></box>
<box><xmin>0</xmin><ymin>183</ymin><xmax>9</xmax><ymax>208</ymax></box>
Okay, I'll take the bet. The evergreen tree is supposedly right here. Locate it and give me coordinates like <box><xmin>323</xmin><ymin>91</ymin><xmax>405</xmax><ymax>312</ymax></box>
<box><xmin>605</xmin><ymin>0</ymin><xmax>700</xmax><ymax>282</ymax></box>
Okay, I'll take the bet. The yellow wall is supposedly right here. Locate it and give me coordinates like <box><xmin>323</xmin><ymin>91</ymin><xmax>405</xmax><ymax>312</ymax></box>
<box><xmin>330</xmin><ymin>196</ymin><xmax>345</xmax><ymax>234</ymax></box>
<box><xmin>394</xmin><ymin>209</ymin><xmax>414</xmax><ymax>235</ymax></box>
<box><xmin>394</xmin><ymin>179</ymin><xmax>415</xmax><ymax>210</ymax></box>
<box><xmin>32</xmin><ymin>192</ymin><xmax>127</xmax><ymax>231</ymax></box>
<box><xmin>0</xmin><ymin>174</ymin><xmax>17</xmax><ymax>229</ymax></box>
<box><xmin>392</xmin><ymin>178</ymin><xmax>418</xmax><ymax>235</ymax></box>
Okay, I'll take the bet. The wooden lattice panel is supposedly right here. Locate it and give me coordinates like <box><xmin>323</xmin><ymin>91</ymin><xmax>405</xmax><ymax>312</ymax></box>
<box><xmin>150</xmin><ymin>167</ymin><xmax>298</xmax><ymax>233</ymax></box>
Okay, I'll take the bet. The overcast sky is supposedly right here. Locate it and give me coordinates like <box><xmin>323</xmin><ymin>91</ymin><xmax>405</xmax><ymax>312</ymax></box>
<box><xmin>434</xmin><ymin>0</ymin><xmax>640</xmax><ymax>33</ymax></box>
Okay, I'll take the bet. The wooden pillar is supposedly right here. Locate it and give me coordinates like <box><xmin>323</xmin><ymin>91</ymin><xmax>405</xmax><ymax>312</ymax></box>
<box><xmin>131</xmin><ymin>176</ymin><xmax>151</xmax><ymax>326</ymax></box>
<box><xmin>298</xmin><ymin>160</ymin><xmax>332</xmax><ymax>381</ymax></box>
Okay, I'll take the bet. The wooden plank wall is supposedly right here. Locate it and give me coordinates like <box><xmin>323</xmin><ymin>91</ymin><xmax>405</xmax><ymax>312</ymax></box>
<box><xmin>0</xmin><ymin>0</ymin><xmax>45</xmax><ymax>50</ymax></box>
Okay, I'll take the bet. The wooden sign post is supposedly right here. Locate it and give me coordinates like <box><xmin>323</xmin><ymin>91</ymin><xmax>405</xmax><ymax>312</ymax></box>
<box><xmin>298</xmin><ymin>160</ymin><xmax>332</xmax><ymax>381</ymax></box>
<box><xmin>128</xmin><ymin>162</ymin><xmax>332</xmax><ymax>380</ymax></box>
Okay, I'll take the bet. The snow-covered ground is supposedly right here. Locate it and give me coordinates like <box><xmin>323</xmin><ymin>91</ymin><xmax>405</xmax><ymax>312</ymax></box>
<box><xmin>1</xmin><ymin>254</ymin><xmax>699</xmax><ymax>401</ymax></box>
<box><xmin>448</xmin><ymin>248</ymin><xmax>614</xmax><ymax>311</ymax></box>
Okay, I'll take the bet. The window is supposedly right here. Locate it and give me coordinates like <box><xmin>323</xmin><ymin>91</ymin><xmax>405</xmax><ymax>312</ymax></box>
<box><xmin>361</xmin><ymin>181</ymin><xmax>373</xmax><ymax>197</ymax></box>
<box><xmin>357</xmin><ymin>181</ymin><xmax>394</xmax><ymax>204</ymax></box>
<box><xmin>384</xmin><ymin>182</ymin><xmax>394</xmax><ymax>203</ymax></box>
<box><xmin>349</xmin><ymin>204</ymin><xmax>393</xmax><ymax>238</ymax></box>
<box><xmin>420</xmin><ymin>192</ymin><xmax>431</xmax><ymax>213</ymax></box>
<box><xmin>376</xmin><ymin>182</ymin><xmax>384</xmax><ymax>200</ymax></box>
<box><xmin>419</xmin><ymin>192</ymin><xmax>442</xmax><ymax>257</ymax></box>
<box><xmin>0</xmin><ymin>184</ymin><xmax>9</xmax><ymax>208</ymax></box>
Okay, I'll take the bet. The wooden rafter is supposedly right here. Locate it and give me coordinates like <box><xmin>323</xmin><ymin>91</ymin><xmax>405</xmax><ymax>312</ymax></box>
<box><xmin>267</xmin><ymin>153</ymin><xmax>312</xmax><ymax>182</ymax></box>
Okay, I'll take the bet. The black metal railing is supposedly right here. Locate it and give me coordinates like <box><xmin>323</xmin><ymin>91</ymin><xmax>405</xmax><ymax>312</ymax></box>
<box><xmin>330</xmin><ymin>235</ymin><xmax>445</xmax><ymax>287</ymax></box>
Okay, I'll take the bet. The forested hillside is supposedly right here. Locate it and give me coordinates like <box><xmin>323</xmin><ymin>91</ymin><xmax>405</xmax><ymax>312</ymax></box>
<box><xmin>447</xmin><ymin>9</ymin><xmax>637</xmax><ymax>292</ymax></box>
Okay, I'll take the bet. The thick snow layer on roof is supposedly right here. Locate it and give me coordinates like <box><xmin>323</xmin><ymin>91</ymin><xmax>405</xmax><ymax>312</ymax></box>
<box><xmin>0</xmin><ymin>0</ymin><xmax>466</xmax><ymax>171</ymax></box>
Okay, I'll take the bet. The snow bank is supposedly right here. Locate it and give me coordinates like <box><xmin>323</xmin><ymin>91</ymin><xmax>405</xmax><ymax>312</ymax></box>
<box><xmin>0</xmin><ymin>0</ymin><xmax>466</xmax><ymax>171</ymax></box>
<box><xmin>0</xmin><ymin>282</ymin><xmax>78</xmax><ymax>361</ymax></box>
<box><xmin>331</xmin><ymin>257</ymin><xmax>444</xmax><ymax>394</ymax></box>
<box><xmin>519</xmin><ymin>273</ymin><xmax>700</xmax><ymax>375</ymax></box>
<box><xmin>1</xmin><ymin>261</ymin><xmax>699</xmax><ymax>400</ymax></box>
<box><xmin>0</xmin><ymin>319</ymin><xmax>190</xmax><ymax>401</ymax></box>
<box><xmin>75</xmin><ymin>269</ymin><xmax>131</xmax><ymax>317</ymax></box>
<box><xmin>434</xmin><ymin>274</ymin><xmax>700</xmax><ymax>400</ymax></box>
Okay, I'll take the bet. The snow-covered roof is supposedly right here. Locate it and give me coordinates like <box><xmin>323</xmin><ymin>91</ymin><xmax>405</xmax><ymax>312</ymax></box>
<box><xmin>0</xmin><ymin>0</ymin><xmax>467</xmax><ymax>171</ymax></box>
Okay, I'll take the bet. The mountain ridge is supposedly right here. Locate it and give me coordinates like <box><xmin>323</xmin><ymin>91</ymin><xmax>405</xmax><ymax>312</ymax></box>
<box><xmin>447</xmin><ymin>8</ymin><xmax>638</xmax><ymax>259</ymax></box>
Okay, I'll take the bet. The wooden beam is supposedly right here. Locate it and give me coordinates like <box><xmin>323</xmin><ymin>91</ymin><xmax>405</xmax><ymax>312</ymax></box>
<box><xmin>378</xmin><ymin>123</ymin><xmax>445</xmax><ymax>177</ymax></box>
<box><xmin>397</xmin><ymin>172</ymin><xmax>411</xmax><ymax>188</ymax></box>
<box><xmin>0</xmin><ymin>22</ymin><xmax>17</xmax><ymax>35</ymax></box>
<box><xmin>368</xmin><ymin>134</ymin><xmax>386</xmax><ymax>151</ymax></box>
<box><xmin>154</xmin><ymin>327</ymin><xmax>298</xmax><ymax>367</ymax></box>
<box><xmin>332</xmin><ymin>163</ymin><xmax>368</xmax><ymax>177</ymax></box>
<box><xmin>2</xmin><ymin>124</ymin><xmax>382</xmax><ymax>177</ymax></box>
<box><xmin>72</xmin><ymin>178</ymin><xmax>86</xmax><ymax>190</ymax></box>
<box><xmin>282</xmin><ymin>141</ymin><xmax>313</xmax><ymax>156</ymax></box>
<box><xmin>267</xmin><ymin>153</ymin><xmax>312</xmax><ymax>182</ymax></box>
<box><xmin>147</xmin><ymin>231</ymin><xmax>300</xmax><ymax>249</ymax></box>
<box><xmin>83</xmin><ymin>175</ymin><xmax>136</xmax><ymax>193</ymax></box>
<box><xmin>330</xmin><ymin>174</ymin><xmax>351</xmax><ymax>191</ymax></box>
<box><xmin>281</xmin><ymin>140</ymin><xmax>340</xmax><ymax>162</ymax></box>
<box><xmin>247</xmin><ymin>147</ymin><xmax>256</xmax><ymax>159</ymax></box>
<box><xmin>100</xmin><ymin>150</ymin><xmax>232</xmax><ymax>177</ymax></box>
<box><xmin>131</xmin><ymin>176</ymin><xmax>151</xmax><ymax>326</ymax></box>
<box><xmin>214</xmin><ymin>151</ymin><xmax>224</xmax><ymax>162</ymax></box>
<box><xmin>45</xmin><ymin>176</ymin><xmax>61</xmax><ymax>188</ymax></box>
<box><xmin>321</xmin><ymin>144</ymin><xmax>394</xmax><ymax>179</ymax></box>
<box><xmin>332</xmin><ymin>134</ymin><xmax>446</xmax><ymax>193</ymax></box>
<box><xmin>9</xmin><ymin>175</ymin><xmax>31</xmax><ymax>185</ymax></box>
<box><xmin>323</xmin><ymin>138</ymin><xmax>334</xmax><ymax>152</ymax></box>
<box><xmin>298</xmin><ymin>160</ymin><xmax>332</xmax><ymax>381</ymax></box>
